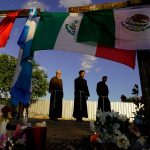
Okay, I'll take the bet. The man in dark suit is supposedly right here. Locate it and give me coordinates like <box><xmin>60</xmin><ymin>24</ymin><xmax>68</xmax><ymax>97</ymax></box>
<box><xmin>49</xmin><ymin>70</ymin><xmax>63</xmax><ymax>121</ymax></box>
<box><xmin>73</xmin><ymin>70</ymin><xmax>90</xmax><ymax>122</ymax></box>
<box><xmin>96</xmin><ymin>76</ymin><xmax>111</xmax><ymax>112</ymax></box>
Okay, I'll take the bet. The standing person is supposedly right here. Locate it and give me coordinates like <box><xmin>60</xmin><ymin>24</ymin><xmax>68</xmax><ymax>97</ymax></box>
<box><xmin>132</xmin><ymin>84</ymin><xmax>139</xmax><ymax>97</ymax></box>
<box><xmin>49</xmin><ymin>70</ymin><xmax>63</xmax><ymax>121</ymax></box>
<box><xmin>96</xmin><ymin>76</ymin><xmax>111</xmax><ymax>112</ymax></box>
<box><xmin>73</xmin><ymin>70</ymin><xmax>90</xmax><ymax>122</ymax></box>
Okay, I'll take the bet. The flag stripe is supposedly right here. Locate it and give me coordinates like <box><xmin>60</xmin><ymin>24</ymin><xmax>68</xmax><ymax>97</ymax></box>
<box><xmin>11</xmin><ymin>9</ymin><xmax>38</xmax><ymax>106</ymax></box>
<box><xmin>77</xmin><ymin>7</ymin><xmax>150</xmax><ymax>50</ymax></box>
<box><xmin>77</xmin><ymin>9</ymin><xmax>115</xmax><ymax>47</ymax></box>
<box><xmin>114</xmin><ymin>7</ymin><xmax>150</xmax><ymax>50</ymax></box>
<box><xmin>54</xmin><ymin>14</ymin><xmax>97</xmax><ymax>56</ymax></box>
<box><xmin>96</xmin><ymin>45</ymin><xmax>136</xmax><ymax>69</ymax></box>
<box><xmin>0</xmin><ymin>11</ymin><xmax>19</xmax><ymax>48</ymax></box>
<box><xmin>32</xmin><ymin>12</ymin><xmax>68</xmax><ymax>51</ymax></box>
<box><xmin>31</xmin><ymin>12</ymin><xmax>136</xmax><ymax>68</ymax></box>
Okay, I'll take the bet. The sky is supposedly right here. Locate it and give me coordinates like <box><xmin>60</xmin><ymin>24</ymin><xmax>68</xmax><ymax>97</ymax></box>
<box><xmin>0</xmin><ymin>0</ymin><xmax>142</xmax><ymax>101</ymax></box>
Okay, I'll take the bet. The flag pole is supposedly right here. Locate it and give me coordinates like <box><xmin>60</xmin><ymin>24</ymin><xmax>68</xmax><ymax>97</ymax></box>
<box><xmin>0</xmin><ymin>8</ymin><xmax>41</xmax><ymax>17</ymax></box>
<box><xmin>68</xmin><ymin>1</ymin><xmax>128</xmax><ymax>13</ymax></box>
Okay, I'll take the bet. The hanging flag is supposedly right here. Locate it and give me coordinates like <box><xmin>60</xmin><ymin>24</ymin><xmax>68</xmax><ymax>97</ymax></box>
<box><xmin>31</xmin><ymin>12</ymin><xmax>136</xmax><ymax>68</ymax></box>
<box><xmin>96</xmin><ymin>46</ymin><xmax>136</xmax><ymax>69</ymax></box>
<box><xmin>77</xmin><ymin>7</ymin><xmax>150</xmax><ymax>50</ymax></box>
<box><xmin>0</xmin><ymin>11</ymin><xmax>19</xmax><ymax>48</ymax></box>
<box><xmin>11</xmin><ymin>9</ymin><xmax>38</xmax><ymax>107</ymax></box>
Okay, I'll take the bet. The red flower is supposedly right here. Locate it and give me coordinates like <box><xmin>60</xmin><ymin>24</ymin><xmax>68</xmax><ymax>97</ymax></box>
<box><xmin>90</xmin><ymin>133</ymin><xmax>100</xmax><ymax>143</ymax></box>
<box><xmin>1</xmin><ymin>105</ymin><xmax>11</xmax><ymax>114</ymax></box>
<box><xmin>1</xmin><ymin>105</ymin><xmax>11</xmax><ymax>118</ymax></box>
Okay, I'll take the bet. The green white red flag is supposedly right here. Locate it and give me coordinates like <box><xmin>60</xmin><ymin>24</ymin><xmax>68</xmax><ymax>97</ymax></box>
<box><xmin>31</xmin><ymin>12</ymin><xmax>136</xmax><ymax>68</ymax></box>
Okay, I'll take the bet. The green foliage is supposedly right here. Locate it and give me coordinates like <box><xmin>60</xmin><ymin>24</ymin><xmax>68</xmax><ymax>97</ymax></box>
<box><xmin>0</xmin><ymin>98</ymin><xmax>10</xmax><ymax>105</ymax></box>
<box><xmin>133</xmin><ymin>97</ymin><xmax>148</xmax><ymax>134</ymax></box>
<box><xmin>32</xmin><ymin>61</ymin><xmax>49</xmax><ymax>99</ymax></box>
<box><xmin>0</xmin><ymin>54</ymin><xmax>16</xmax><ymax>99</ymax></box>
<box><xmin>0</xmin><ymin>54</ymin><xmax>49</xmax><ymax>102</ymax></box>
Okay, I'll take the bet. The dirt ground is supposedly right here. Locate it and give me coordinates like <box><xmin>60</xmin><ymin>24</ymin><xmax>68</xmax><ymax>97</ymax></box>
<box><xmin>8</xmin><ymin>118</ymin><xmax>91</xmax><ymax>149</ymax></box>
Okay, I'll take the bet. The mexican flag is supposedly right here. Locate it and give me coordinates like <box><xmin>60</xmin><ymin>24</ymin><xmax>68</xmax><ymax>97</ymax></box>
<box><xmin>0</xmin><ymin>11</ymin><xmax>20</xmax><ymax>48</ymax></box>
<box><xmin>77</xmin><ymin>7</ymin><xmax>150</xmax><ymax>50</ymax></box>
<box><xmin>31</xmin><ymin>12</ymin><xmax>136</xmax><ymax>68</ymax></box>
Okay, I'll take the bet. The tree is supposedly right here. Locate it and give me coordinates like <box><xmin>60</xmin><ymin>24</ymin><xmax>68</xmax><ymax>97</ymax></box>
<box><xmin>32</xmin><ymin>61</ymin><xmax>49</xmax><ymax>100</ymax></box>
<box><xmin>0</xmin><ymin>54</ymin><xmax>16</xmax><ymax>99</ymax></box>
<box><xmin>0</xmin><ymin>54</ymin><xmax>49</xmax><ymax>101</ymax></box>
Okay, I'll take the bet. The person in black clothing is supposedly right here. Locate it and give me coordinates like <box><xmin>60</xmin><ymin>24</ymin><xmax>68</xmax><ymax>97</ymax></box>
<box><xmin>96</xmin><ymin>76</ymin><xmax>111</xmax><ymax>112</ymax></box>
<box><xmin>49</xmin><ymin>70</ymin><xmax>63</xmax><ymax>121</ymax></box>
<box><xmin>132</xmin><ymin>84</ymin><xmax>139</xmax><ymax>97</ymax></box>
<box><xmin>73</xmin><ymin>70</ymin><xmax>90</xmax><ymax>122</ymax></box>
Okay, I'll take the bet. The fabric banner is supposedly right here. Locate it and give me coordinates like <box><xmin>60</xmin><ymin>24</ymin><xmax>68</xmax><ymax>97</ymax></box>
<box><xmin>77</xmin><ymin>7</ymin><xmax>150</xmax><ymax>50</ymax></box>
<box><xmin>11</xmin><ymin>9</ymin><xmax>38</xmax><ymax>106</ymax></box>
<box><xmin>31</xmin><ymin>12</ymin><xmax>136</xmax><ymax>68</ymax></box>
<box><xmin>0</xmin><ymin>11</ymin><xmax>20</xmax><ymax>48</ymax></box>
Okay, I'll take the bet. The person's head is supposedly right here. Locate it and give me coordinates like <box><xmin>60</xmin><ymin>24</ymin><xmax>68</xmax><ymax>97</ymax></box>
<box><xmin>56</xmin><ymin>70</ymin><xmax>62</xmax><ymax>79</ymax></box>
<box><xmin>79</xmin><ymin>70</ymin><xmax>85</xmax><ymax>78</ymax></box>
<box><xmin>102</xmin><ymin>76</ymin><xmax>107</xmax><ymax>82</ymax></box>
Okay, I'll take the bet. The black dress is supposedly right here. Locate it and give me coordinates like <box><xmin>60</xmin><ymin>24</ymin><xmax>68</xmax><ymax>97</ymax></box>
<box><xmin>96</xmin><ymin>81</ymin><xmax>111</xmax><ymax>112</ymax></box>
<box><xmin>73</xmin><ymin>77</ymin><xmax>90</xmax><ymax>120</ymax></box>
<box><xmin>49</xmin><ymin>76</ymin><xmax>63</xmax><ymax>119</ymax></box>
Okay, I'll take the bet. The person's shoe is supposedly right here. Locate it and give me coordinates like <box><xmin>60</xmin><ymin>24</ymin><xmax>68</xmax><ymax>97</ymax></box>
<box><xmin>76</xmin><ymin>118</ymin><xmax>80</xmax><ymax>122</ymax></box>
<box><xmin>50</xmin><ymin>118</ymin><xmax>58</xmax><ymax>121</ymax></box>
<box><xmin>76</xmin><ymin>118</ymin><xmax>83</xmax><ymax>122</ymax></box>
<box><xmin>54</xmin><ymin>118</ymin><xmax>58</xmax><ymax>121</ymax></box>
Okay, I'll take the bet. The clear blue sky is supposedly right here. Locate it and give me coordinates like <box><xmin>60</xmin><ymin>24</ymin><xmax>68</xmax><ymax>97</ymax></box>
<box><xmin>0</xmin><ymin>0</ymin><xmax>142</xmax><ymax>101</ymax></box>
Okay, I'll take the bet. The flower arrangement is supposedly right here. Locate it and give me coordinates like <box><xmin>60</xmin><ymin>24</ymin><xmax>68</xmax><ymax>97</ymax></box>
<box><xmin>5</xmin><ymin>124</ymin><xmax>27</xmax><ymax>150</ymax></box>
<box><xmin>1</xmin><ymin>105</ymin><xmax>11</xmax><ymax>120</ymax></box>
<box><xmin>129</xmin><ymin>97</ymin><xmax>150</xmax><ymax>150</ymax></box>
<box><xmin>1</xmin><ymin>121</ymin><xmax>47</xmax><ymax>150</ymax></box>
<box><xmin>0</xmin><ymin>105</ymin><xmax>11</xmax><ymax>149</ymax></box>
<box><xmin>0</xmin><ymin>105</ymin><xmax>11</xmax><ymax>134</ymax></box>
<box><xmin>90</xmin><ymin>109</ymin><xmax>130</xmax><ymax>149</ymax></box>
<box><xmin>90</xmin><ymin>98</ymin><xmax>150</xmax><ymax>150</ymax></box>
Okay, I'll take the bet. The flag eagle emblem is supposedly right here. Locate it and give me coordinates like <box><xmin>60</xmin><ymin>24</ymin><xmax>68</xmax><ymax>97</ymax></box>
<box><xmin>65</xmin><ymin>20</ymin><xmax>78</xmax><ymax>36</ymax></box>
<box><xmin>121</xmin><ymin>14</ymin><xmax>150</xmax><ymax>32</ymax></box>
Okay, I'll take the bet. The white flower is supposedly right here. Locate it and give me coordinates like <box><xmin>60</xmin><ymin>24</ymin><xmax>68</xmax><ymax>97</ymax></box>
<box><xmin>35</xmin><ymin>121</ymin><xmax>46</xmax><ymax>127</ymax></box>
<box><xmin>114</xmin><ymin>123</ymin><xmax>120</xmax><ymax>130</ymax></box>
<box><xmin>0</xmin><ymin>119</ymin><xmax>9</xmax><ymax>135</ymax></box>
<box><xmin>114</xmin><ymin>129</ymin><xmax>122</xmax><ymax>137</ymax></box>
<box><xmin>116</xmin><ymin>135</ymin><xmax>130</xmax><ymax>149</ymax></box>
<box><xmin>90</xmin><ymin>121</ymin><xmax>96</xmax><ymax>133</ymax></box>
<box><xmin>118</xmin><ymin>114</ymin><xmax>128</xmax><ymax>122</ymax></box>
<box><xmin>137</xmin><ymin>136</ymin><xmax>147</xmax><ymax>146</ymax></box>
<box><xmin>109</xmin><ymin>110</ymin><xmax>119</xmax><ymax>118</ymax></box>
<box><xmin>99</xmin><ymin>115</ymin><xmax>106</xmax><ymax>125</ymax></box>
<box><xmin>98</xmin><ymin>111</ymin><xmax>110</xmax><ymax>125</ymax></box>
<box><xmin>96</xmin><ymin>109</ymin><xmax>102</xmax><ymax>118</ymax></box>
